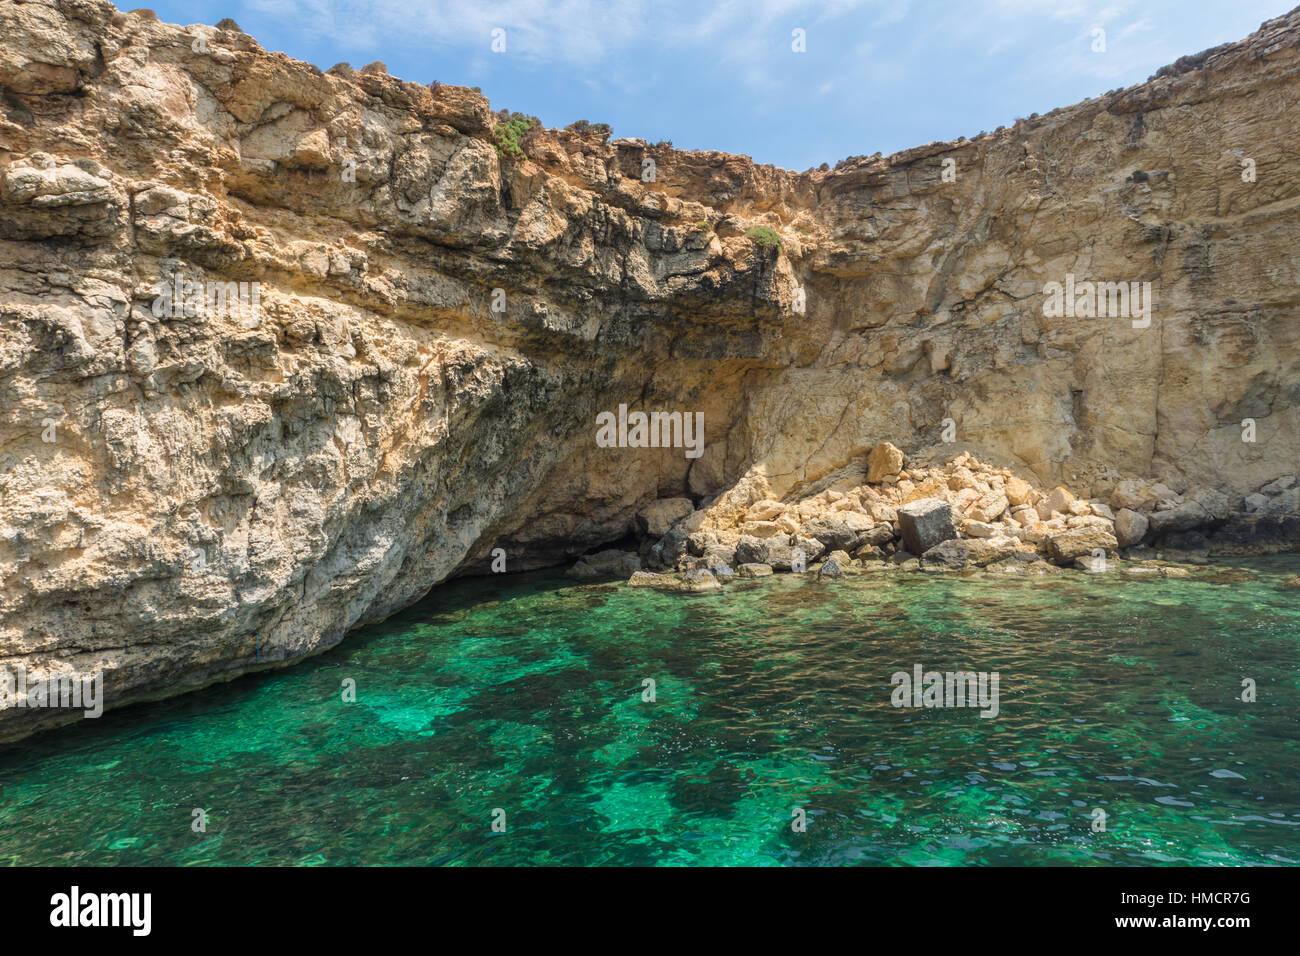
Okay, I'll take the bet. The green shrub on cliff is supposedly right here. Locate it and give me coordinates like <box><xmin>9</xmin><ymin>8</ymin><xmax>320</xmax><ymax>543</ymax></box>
<box><xmin>745</xmin><ymin>226</ymin><xmax>782</xmax><ymax>250</ymax></box>
<box><xmin>494</xmin><ymin>117</ymin><xmax>530</xmax><ymax>160</ymax></box>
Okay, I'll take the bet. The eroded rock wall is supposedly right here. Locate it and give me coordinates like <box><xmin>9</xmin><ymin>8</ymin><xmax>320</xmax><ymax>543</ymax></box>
<box><xmin>1</xmin><ymin>0</ymin><xmax>1298</xmax><ymax>738</ymax></box>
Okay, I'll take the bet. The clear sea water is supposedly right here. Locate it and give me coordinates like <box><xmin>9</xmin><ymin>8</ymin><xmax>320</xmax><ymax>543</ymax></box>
<box><xmin>2</xmin><ymin>558</ymin><xmax>1298</xmax><ymax>866</ymax></box>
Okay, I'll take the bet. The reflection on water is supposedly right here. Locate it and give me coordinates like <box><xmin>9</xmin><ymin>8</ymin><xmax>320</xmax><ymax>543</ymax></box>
<box><xmin>1</xmin><ymin>558</ymin><xmax>1298</xmax><ymax>866</ymax></box>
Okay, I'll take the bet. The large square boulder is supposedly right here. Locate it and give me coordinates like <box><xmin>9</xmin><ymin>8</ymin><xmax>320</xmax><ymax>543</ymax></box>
<box><xmin>897</xmin><ymin>498</ymin><xmax>956</xmax><ymax>555</ymax></box>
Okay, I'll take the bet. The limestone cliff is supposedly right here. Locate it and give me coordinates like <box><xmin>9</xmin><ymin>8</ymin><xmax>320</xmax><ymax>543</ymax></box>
<box><xmin>2</xmin><ymin>0</ymin><xmax>1298</xmax><ymax>739</ymax></box>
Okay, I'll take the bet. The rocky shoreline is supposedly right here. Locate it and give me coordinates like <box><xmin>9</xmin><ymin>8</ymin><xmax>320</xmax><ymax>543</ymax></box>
<box><xmin>567</xmin><ymin>443</ymin><xmax>1300</xmax><ymax>591</ymax></box>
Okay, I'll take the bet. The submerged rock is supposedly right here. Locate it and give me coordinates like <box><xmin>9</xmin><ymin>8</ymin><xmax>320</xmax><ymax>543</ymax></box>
<box><xmin>1121</xmin><ymin>562</ymin><xmax>1193</xmax><ymax>580</ymax></box>
<box><xmin>984</xmin><ymin>555</ymin><xmax>1057</xmax><ymax>575</ymax></box>
<box><xmin>627</xmin><ymin>569</ymin><xmax>722</xmax><ymax>592</ymax></box>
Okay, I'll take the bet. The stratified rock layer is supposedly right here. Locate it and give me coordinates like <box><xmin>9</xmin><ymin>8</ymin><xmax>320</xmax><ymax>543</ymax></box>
<box><xmin>2</xmin><ymin>1</ymin><xmax>1299</xmax><ymax>738</ymax></box>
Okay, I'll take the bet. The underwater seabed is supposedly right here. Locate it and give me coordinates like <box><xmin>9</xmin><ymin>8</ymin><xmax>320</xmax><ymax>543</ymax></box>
<box><xmin>1</xmin><ymin>556</ymin><xmax>1298</xmax><ymax>866</ymax></box>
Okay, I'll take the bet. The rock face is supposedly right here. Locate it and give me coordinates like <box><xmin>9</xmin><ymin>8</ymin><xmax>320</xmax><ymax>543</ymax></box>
<box><xmin>897</xmin><ymin>499</ymin><xmax>958</xmax><ymax>555</ymax></box>
<box><xmin>3</xmin><ymin>2</ymin><xmax>1300</xmax><ymax>739</ymax></box>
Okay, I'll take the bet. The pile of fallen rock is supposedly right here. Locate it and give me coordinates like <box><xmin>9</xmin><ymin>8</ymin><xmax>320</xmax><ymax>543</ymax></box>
<box><xmin>564</xmin><ymin>443</ymin><xmax>1300</xmax><ymax>592</ymax></box>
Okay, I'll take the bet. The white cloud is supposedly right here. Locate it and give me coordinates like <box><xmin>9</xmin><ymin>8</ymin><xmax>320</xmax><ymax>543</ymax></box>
<box><xmin>238</xmin><ymin>0</ymin><xmax>1283</xmax><ymax>102</ymax></box>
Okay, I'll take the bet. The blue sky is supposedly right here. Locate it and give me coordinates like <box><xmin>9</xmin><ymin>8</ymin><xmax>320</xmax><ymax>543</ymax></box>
<box><xmin>146</xmin><ymin>0</ymin><xmax>1290</xmax><ymax>169</ymax></box>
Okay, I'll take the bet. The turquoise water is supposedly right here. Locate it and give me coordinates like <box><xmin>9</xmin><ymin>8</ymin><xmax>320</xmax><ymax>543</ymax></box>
<box><xmin>2</xmin><ymin>558</ymin><xmax>1299</xmax><ymax>866</ymax></box>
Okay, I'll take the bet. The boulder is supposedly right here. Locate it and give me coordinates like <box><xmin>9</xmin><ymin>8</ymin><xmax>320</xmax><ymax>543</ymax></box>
<box><xmin>628</xmin><ymin>570</ymin><xmax>676</xmax><ymax>588</ymax></box>
<box><xmin>921</xmin><ymin>538</ymin><xmax>969</xmax><ymax>570</ymax></box>
<box><xmin>1147</xmin><ymin>502</ymin><xmax>1211</xmax><ymax>537</ymax></box>
<box><xmin>867</xmin><ymin>441</ymin><xmax>905</xmax><ymax>482</ymax></box>
<box><xmin>858</xmin><ymin>523</ymin><xmax>896</xmax><ymax>546</ymax></box>
<box><xmin>1004</xmin><ymin>476</ymin><xmax>1034</xmax><ymax>506</ymax></box>
<box><xmin>968</xmin><ymin>491</ymin><xmax>1010</xmax><ymax>523</ymax></box>
<box><xmin>682</xmin><ymin>568</ymin><xmax>722</xmax><ymax>590</ymax></box>
<box><xmin>735</xmin><ymin>535</ymin><xmax>769</xmax><ymax>564</ymax></box>
<box><xmin>1255</xmin><ymin>488</ymin><xmax>1300</xmax><ymax>515</ymax></box>
<box><xmin>1110</xmin><ymin>478</ymin><xmax>1155</xmax><ymax>513</ymax></box>
<box><xmin>1113</xmin><ymin>508</ymin><xmax>1149</xmax><ymax>547</ymax></box>
<box><xmin>842</xmin><ymin>512</ymin><xmax>873</xmax><ymax>533</ymax></box>
<box><xmin>897</xmin><ymin>498</ymin><xmax>957</xmax><ymax>555</ymax></box>
<box><xmin>701</xmin><ymin>544</ymin><xmax>736</xmax><ymax>574</ymax></box>
<box><xmin>962</xmin><ymin>519</ymin><xmax>1000</xmax><ymax>538</ymax></box>
<box><xmin>1261</xmin><ymin>475</ymin><xmax>1299</xmax><ymax>496</ymax></box>
<box><xmin>868</xmin><ymin>503</ymin><xmax>898</xmax><ymax>524</ymax></box>
<box><xmin>628</xmin><ymin>568</ymin><xmax>722</xmax><ymax>592</ymax></box>
<box><xmin>800</xmin><ymin>517</ymin><xmax>858</xmax><ymax>552</ymax></box>
<box><xmin>1044</xmin><ymin>527</ymin><xmax>1118</xmax><ymax>565</ymax></box>
<box><xmin>1066</xmin><ymin>515</ymin><xmax>1115</xmax><ymax>531</ymax></box>
<box><xmin>637</xmin><ymin>498</ymin><xmax>695</xmax><ymax>537</ymax></box>
<box><xmin>1044</xmin><ymin>486</ymin><xmax>1075</xmax><ymax>514</ymax></box>
<box><xmin>965</xmin><ymin>537</ymin><xmax>1018</xmax><ymax>567</ymax></box>
<box><xmin>817</xmin><ymin>555</ymin><xmax>845</xmax><ymax>579</ymax></box>
<box><xmin>747</xmin><ymin>499</ymin><xmax>785</xmax><ymax>521</ymax></box>
<box><xmin>791</xmin><ymin>535</ymin><xmax>825</xmax><ymax>565</ymax></box>
<box><xmin>736</xmin><ymin>535</ymin><xmax>803</xmax><ymax>571</ymax></box>
<box><xmin>1188</xmin><ymin>488</ymin><xmax>1235</xmax><ymax>521</ymax></box>
<box><xmin>646</xmin><ymin>509</ymin><xmax>706</xmax><ymax>567</ymax></box>
<box><xmin>684</xmin><ymin>531</ymin><xmax>717</xmax><ymax>556</ymax></box>
<box><xmin>567</xmin><ymin>549</ymin><xmax>641</xmax><ymax>580</ymax></box>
